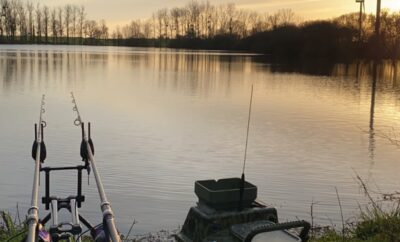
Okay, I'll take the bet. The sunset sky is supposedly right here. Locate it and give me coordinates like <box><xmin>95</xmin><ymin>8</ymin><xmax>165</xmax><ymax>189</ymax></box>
<box><xmin>32</xmin><ymin>0</ymin><xmax>400</xmax><ymax>28</ymax></box>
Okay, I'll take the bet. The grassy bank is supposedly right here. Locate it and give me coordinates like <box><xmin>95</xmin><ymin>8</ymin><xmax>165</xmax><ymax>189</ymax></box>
<box><xmin>311</xmin><ymin>177</ymin><xmax>400</xmax><ymax>242</ymax></box>
<box><xmin>311</xmin><ymin>206</ymin><xmax>400</xmax><ymax>242</ymax></box>
<box><xmin>2</xmin><ymin>184</ymin><xmax>400</xmax><ymax>241</ymax></box>
<box><xmin>2</xmin><ymin>204</ymin><xmax>400</xmax><ymax>242</ymax></box>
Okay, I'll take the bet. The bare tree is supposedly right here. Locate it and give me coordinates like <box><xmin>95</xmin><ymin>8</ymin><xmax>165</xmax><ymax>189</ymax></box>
<box><xmin>150</xmin><ymin>13</ymin><xmax>156</xmax><ymax>38</ymax></box>
<box><xmin>143</xmin><ymin>20</ymin><xmax>151</xmax><ymax>39</ymax></box>
<box><xmin>26</xmin><ymin>1</ymin><xmax>33</xmax><ymax>39</ymax></box>
<box><xmin>187</xmin><ymin>0</ymin><xmax>201</xmax><ymax>37</ymax></box>
<box><xmin>10</xmin><ymin>0</ymin><xmax>20</xmax><ymax>39</ymax></box>
<box><xmin>268</xmin><ymin>13</ymin><xmax>280</xmax><ymax>30</ymax></box>
<box><xmin>78</xmin><ymin>5</ymin><xmax>85</xmax><ymax>42</ymax></box>
<box><xmin>99</xmin><ymin>19</ymin><xmax>108</xmax><ymax>40</ymax></box>
<box><xmin>2</xmin><ymin>0</ymin><xmax>17</xmax><ymax>39</ymax></box>
<box><xmin>156</xmin><ymin>8</ymin><xmax>168</xmax><ymax>38</ymax></box>
<box><xmin>57</xmin><ymin>7</ymin><xmax>62</xmax><ymax>38</ymax></box>
<box><xmin>84</xmin><ymin>19</ymin><xmax>101</xmax><ymax>39</ymax></box>
<box><xmin>0</xmin><ymin>1</ymin><xmax>4</xmax><ymax>38</ymax></box>
<box><xmin>64</xmin><ymin>4</ymin><xmax>71</xmax><ymax>42</ymax></box>
<box><xmin>112</xmin><ymin>25</ymin><xmax>122</xmax><ymax>40</ymax></box>
<box><xmin>277</xmin><ymin>9</ymin><xmax>296</xmax><ymax>26</ymax></box>
<box><xmin>35</xmin><ymin>3</ymin><xmax>42</xmax><ymax>41</ymax></box>
<box><xmin>50</xmin><ymin>7</ymin><xmax>57</xmax><ymax>41</ymax></box>
<box><xmin>16</xmin><ymin>0</ymin><xmax>28</xmax><ymax>39</ymax></box>
<box><xmin>122</xmin><ymin>20</ymin><xmax>142</xmax><ymax>39</ymax></box>
<box><xmin>170</xmin><ymin>7</ymin><xmax>181</xmax><ymax>38</ymax></box>
<box><xmin>43</xmin><ymin>6</ymin><xmax>49</xmax><ymax>42</ymax></box>
<box><xmin>71</xmin><ymin>5</ymin><xmax>77</xmax><ymax>39</ymax></box>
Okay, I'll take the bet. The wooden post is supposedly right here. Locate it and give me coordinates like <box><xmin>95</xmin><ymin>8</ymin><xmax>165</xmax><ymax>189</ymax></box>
<box><xmin>375</xmin><ymin>0</ymin><xmax>381</xmax><ymax>36</ymax></box>
<box><xmin>359</xmin><ymin>1</ymin><xmax>363</xmax><ymax>42</ymax></box>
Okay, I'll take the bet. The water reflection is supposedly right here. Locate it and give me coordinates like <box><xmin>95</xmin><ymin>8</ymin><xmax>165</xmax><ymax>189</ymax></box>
<box><xmin>2</xmin><ymin>47</ymin><xmax>400</xmax><ymax>96</ymax></box>
<box><xmin>254</xmin><ymin>57</ymin><xmax>400</xmax><ymax>83</ymax></box>
<box><xmin>368</xmin><ymin>62</ymin><xmax>378</xmax><ymax>160</ymax></box>
<box><xmin>2</xmin><ymin>46</ymin><xmax>400</xmax><ymax>234</ymax></box>
<box><xmin>0</xmin><ymin>47</ymin><xmax>257</xmax><ymax>97</ymax></box>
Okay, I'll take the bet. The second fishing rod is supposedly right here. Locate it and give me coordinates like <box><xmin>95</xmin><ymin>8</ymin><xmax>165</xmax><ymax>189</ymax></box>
<box><xmin>26</xmin><ymin>95</ymin><xmax>47</xmax><ymax>242</ymax></box>
<box><xmin>71</xmin><ymin>92</ymin><xmax>121</xmax><ymax>242</ymax></box>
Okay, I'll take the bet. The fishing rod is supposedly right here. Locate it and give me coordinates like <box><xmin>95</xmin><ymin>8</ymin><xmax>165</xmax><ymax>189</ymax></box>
<box><xmin>71</xmin><ymin>92</ymin><xmax>121</xmax><ymax>242</ymax></box>
<box><xmin>26</xmin><ymin>95</ymin><xmax>47</xmax><ymax>242</ymax></box>
<box><xmin>239</xmin><ymin>85</ymin><xmax>254</xmax><ymax>211</ymax></box>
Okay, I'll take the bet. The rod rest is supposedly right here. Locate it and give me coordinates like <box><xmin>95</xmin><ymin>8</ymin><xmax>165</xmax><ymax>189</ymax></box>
<box><xmin>48</xmin><ymin>197</ymin><xmax>83</xmax><ymax>241</ymax></box>
<box><xmin>40</xmin><ymin>164</ymin><xmax>88</xmax><ymax>172</ymax></box>
<box><xmin>50</xmin><ymin>222</ymin><xmax>82</xmax><ymax>237</ymax></box>
<box><xmin>42</xmin><ymin>196</ymin><xmax>85</xmax><ymax>209</ymax></box>
<box><xmin>41</xmin><ymin>163</ymin><xmax>89</xmax><ymax>209</ymax></box>
<box><xmin>50</xmin><ymin>233</ymin><xmax>73</xmax><ymax>241</ymax></box>
<box><xmin>40</xmin><ymin>212</ymin><xmax>95</xmax><ymax>235</ymax></box>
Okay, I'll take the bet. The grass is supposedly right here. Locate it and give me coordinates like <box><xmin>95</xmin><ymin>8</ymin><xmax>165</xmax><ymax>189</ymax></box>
<box><xmin>311</xmin><ymin>211</ymin><xmax>400</xmax><ymax>242</ymax></box>
<box><xmin>311</xmin><ymin>175</ymin><xmax>400</xmax><ymax>242</ymax></box>
<box><xmin>0</xmin><ymin>210</ymin><xmax>27</xmax><ymax>242</ymax></box>
<box><xmin>0</xmin><ymin>210</ymin><xmax>95</xmax><ymax>242</ymax></box>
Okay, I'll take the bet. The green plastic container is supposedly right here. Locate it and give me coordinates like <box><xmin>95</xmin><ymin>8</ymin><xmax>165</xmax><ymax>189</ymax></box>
<box><xmin>195</xmin><ymin>178</ymin><xmax>257</xmax><ymax>210</ymax></box>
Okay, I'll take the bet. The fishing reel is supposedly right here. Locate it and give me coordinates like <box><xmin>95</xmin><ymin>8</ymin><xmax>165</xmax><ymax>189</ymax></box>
<box><xmin>79</xmin><ymin>122</ymin><xmax>94</xmax><ymax>184</ymax></box>
<box><xmin>80</xmin><ymin>123</ymin><xmax>94</xmax><ymax>162</ymax></box>
<box><xmin>31</xmin><ymin>123</ymin><xmax>47</xmax><ymax>163</ymax></box>
<box><xmin>31</xmin><ymin>95</ymin><xmax>47</xmax><ymax>164</ymax></box>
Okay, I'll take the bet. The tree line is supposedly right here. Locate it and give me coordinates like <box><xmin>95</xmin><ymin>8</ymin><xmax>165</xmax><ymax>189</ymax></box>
<box><xmin>112</xmin><ymin>2</ymin><xmax>298</xmax><ymax>39</ymax></box>
<box><xmin>0</xmin><ymin>0</ymin><xmax>298</xmax><ymax>43</ymax></box>
<box><xmin>0</xmin><ymin>0</ymin><xmax>108</xmax><ymax>44</ymax></box>
<box><xmin>1</xmin><ymin>0</ymin><xmax>400</xmax><ymax>59</ymax></box>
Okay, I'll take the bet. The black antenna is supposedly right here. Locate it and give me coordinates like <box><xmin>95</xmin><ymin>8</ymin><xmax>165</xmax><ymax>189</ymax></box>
<box><xmin>243</xmin><ymin>85</ymin><xmax>254</xmax><ymax>175</ymax></box>
<box><xmin>239</xmin><ymin>85</ymin><xmax>254</xmax><ymax>211</ymax></box>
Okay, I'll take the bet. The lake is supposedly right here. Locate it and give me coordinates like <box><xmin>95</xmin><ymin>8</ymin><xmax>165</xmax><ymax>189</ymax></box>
<box><xmin>0</xmin><ymin>45</ymin><xmax>399</xmax><ymax>235</ymax></box>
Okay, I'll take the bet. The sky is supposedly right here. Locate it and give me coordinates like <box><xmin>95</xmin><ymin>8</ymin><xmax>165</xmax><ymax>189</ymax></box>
<box><xmin>31</xmin><ymin>0</ymin><xmax>400</xmax><ymax>29</ymax></box>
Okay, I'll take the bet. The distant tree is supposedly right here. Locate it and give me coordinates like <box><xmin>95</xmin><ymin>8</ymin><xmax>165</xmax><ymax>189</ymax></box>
<box><xmin>0</xmin><ymin>1</ymin><xmax>4</xmax><ymax>38</ymax></box>
<box><xmin>2</xmin><ymin>0</ymin><xmax>17</xmax><ymax>39</ymax></box>
<box><xmin>64</xmin><ymin>4</ymin><xmax>71</xmax><ymax>42</ymax></box>
<box><xmin>156</xmin><ymin>8</ymin><xmax>168</xmax><ymax>38</ymax></box>
<box><xmin>124</xmin><ymin>20</ymin><xmax>142</xmax><ymax>38</ymax></box>
<box><xmin>16</xmin><ymin>1</ymin><xmax>28</xmax><ymax>40</ymax></box>
<box><xmin>170</xmin><ymin>7</ymin><xmax>181</xmax><ymax>38</ymax></box>
<box><xmin>99</xmin><ymin>19</ymin><xmax>108</xmax><ymax>40</ymax></box>
<box><xmin>187</xmin><ymin>0</ymin><xmax>201</xmax><ymax>36</ymax></box>
<box><xmin>57</xmin><ymin>7</ymin><xmax>62</xmax><ymax>39</ymax></box>
<box><xmin>50</xmin><ymin>8</ymin><xmax>57</xmax><ymax>41</ymax></box>
<box><xmin>112</xmin><ymin>25</ymin><xmax>122</xmax><ymax>40</ymax></box>
<box><xmin>277</xmin><ymin>9</ymin><xmax>296</xmax><ymax>26</ymax></box>
<box><xmin>78</xmin><ymin>5</ymin><xmax>85</xmax><ymax>42</ymax></box>
<box><xmin>43</xmin><ymin>6</ymin><xmax>49</xmax><ymax>42</ymax></box>
<box><xmin>35</xmin><ymin>3</ymin><xmax>42</xmax><ymax>42</ymax></box>
<box><xmin>143</xmin><ymin>20</ymin><xmax>151</xmax><ymax>39</ymax></box>
<box><xmin>84</xmin><ymin>19</ymin><xmax>101</xmax><ymax>39</ymax></box>
<box><xmin>71</xmin><ymin>5</ymin><xmax>77</xmax><ymax>39</ymax></box>
<box><xmin>26</xmin><ymin>1</ymin><xmax>33</xmax><ymax>40</ymax></box>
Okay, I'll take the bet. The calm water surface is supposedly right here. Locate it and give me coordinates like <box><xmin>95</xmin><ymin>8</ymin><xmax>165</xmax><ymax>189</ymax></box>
<box><xmin>0</xmin><ymin>45</ymin><xmax>400</xmax><ymax>234</ymax></box>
